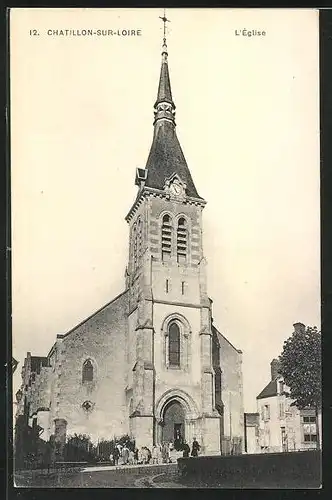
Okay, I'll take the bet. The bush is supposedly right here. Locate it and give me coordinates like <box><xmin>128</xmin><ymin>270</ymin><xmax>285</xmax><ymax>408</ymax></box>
<box><xmin>64</xmin><ymin>433</ymin><xmax>96</xmax><ymax>463</ymax></box>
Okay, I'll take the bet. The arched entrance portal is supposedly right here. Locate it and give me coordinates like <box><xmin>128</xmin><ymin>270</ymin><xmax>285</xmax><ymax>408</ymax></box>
<box><xmin>162</xmin><ymin>400</ymin><xmax>185</xmax><ymax>448</ymax></box>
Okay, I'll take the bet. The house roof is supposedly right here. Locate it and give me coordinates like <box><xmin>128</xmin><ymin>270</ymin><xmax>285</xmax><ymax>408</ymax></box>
<box><xmin>256</xmin><ymin>379</ymin><xmax>278</xmax><ymax>400</ymax></box>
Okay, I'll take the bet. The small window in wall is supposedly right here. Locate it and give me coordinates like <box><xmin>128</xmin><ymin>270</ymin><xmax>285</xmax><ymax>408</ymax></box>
<box><xmin>279</xmin><ymin>381</ymin><xmax>285</xmax><ymax>393</ymax></box>
<box><xmin>279</xmin><ymin>402</ymin><xmax>285</xmax><ymax>419</ymax></box>
<box><xmin>169</xmin><ymin>322</ymin><xmax>180</xmax><ymax>367</ymax></box>
<box><xmin>82</xmin><ymin>359</ymin><xmax>93</xmax><ymax>383</ymax></box>
<box><xmin>177</xmin><ymin>218</ymin><xmax>187</xmax><ymax>263</ymax></box>
<box><xmin>162</xmin><ymin>215</ymin><xmax>172</xmax><ymax>261</ymax></box>
<box><xmin>263</xmin><ymin>404</ymin><xmax>270</xmax><ymax>421</ymax></box>
<box><xmin>166</xmin><ymin>279</ymin><xmax>169</xmax><ymax>293</ymax></box>
<box><xmin>181</xmin><ymin>281</ymin><xmax>185</xmax><ymax>295</ymax></box>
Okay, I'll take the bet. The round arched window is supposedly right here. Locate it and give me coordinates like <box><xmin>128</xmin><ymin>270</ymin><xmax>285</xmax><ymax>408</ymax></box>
<box><xmin>82</xmin><ymin>359</ymin><xmax>93</xmax><ymax>383</ymax></box>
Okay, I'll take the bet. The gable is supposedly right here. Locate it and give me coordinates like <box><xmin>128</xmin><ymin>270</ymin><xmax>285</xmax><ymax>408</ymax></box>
<box><xmin>256</xmin><ymin>379</ymin><xmax>278</xmax><ymax>400</ymax></box>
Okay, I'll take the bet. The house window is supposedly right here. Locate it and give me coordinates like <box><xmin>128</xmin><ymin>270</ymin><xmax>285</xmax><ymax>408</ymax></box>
<box><xmin>161</xmin><ymin>215</ymin><xmax>172</xmax><ymax>261</ymax></box>
<box><xmin>281</xmin><ymin>426</ymin><xmax>288</xmax><ymax>451</ymax></box>
<box><xmin>263</xmin><ymin>404</ymin><xmax>270</xmax><ymax>421</ymax></box>
<box><xmin>168</xmin><ymin>322</ymin><xmax>180</xmax><ymax>367</ymax></box>
<box><xmin>82</xmin><ymin>359</ymin><xmax>93</xmax><ymax>383</ymax></box>
<box><xmin>278</xmin><ymin>381</ymin><xmax>285</xmax><ymax>394</ymax></box>
<box><xmin>166</xmin><ymin>279</ymin><xmax>169</xmax><ymax>293</ymax></box>
<box><xmin>177</xmin><ymin>217</ymin><xmax>187</xmax><ymax>263</ymax></box>
<box><xmin>302</xmin><ymin>415</ymin><xmax>317</xmax><ymax>443</ymax></box>
<box><xmin>303</xmin><ymin>416</ymin><xmax>316</xmax><ymax>423</ymax></box>
<box><xmin>181</xmin><ymin>281</ymin><xmax>185</xmax><ymax>295</ymax></box>
<box><xmin>279</xmin><ymin>402</ymin><xmax>285</xmax><ymax>419</ymax></box>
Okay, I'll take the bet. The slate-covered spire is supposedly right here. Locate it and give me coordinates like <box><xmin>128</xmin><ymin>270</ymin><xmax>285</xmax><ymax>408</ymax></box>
<box><xmin>143</xmin><ymin>31</ymin><xmax>202</xmax><ymax>200</ymax></box>
<box><xmin>154</xmin><ymin>38</ymin><xmax>175</xmax><ymax>110</ymax></box>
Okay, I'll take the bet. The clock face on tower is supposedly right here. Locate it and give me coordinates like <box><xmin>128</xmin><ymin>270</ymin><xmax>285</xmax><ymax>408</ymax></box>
<box><xmin>164</xmin><ymin>175</ymin><xmax>187</xmax><ymax>199</ymax></box>
<box><xmin>170</xmin><ymin>183</ymin><xmax>182</xmax><ymax>196</ymax></box>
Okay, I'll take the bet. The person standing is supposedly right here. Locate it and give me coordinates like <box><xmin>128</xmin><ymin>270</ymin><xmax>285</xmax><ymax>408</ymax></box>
<box><xmin>152</xmin><ymin>445</ymin><xmax>158</xmax><ymax>464</ymax></box>
<box><xmin>182</xmin><ymin>440</ymin><xmax>190</xmax><ymax>458</ymax></box>
<box><xmin>128</xmin><ymin>449</ymin><xmax>134</xmax><ymax>465</ymax></box>
<box><xmin>113</xmin><ymin>445</ymin><xmax>120</xmax><ymax>466</ymax></box>
<box><xmin>191</xmin><ymin>437</ymin><xmax>200</xmax><ymax>457</ymax></box>
<box><xmin>157</xmin><ymin>444</ymin><xmax>162</xmax><ymax>464</ymax></box>
<box><xmin>122</xmin><ymin>444</ymin><xmax>129</xmax><ymax>465</ymax></box>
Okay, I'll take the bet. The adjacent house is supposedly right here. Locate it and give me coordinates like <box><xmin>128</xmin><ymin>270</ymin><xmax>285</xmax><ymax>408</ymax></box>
<box><xmin>257</xmin><ymin>326</ymin><xmax>321</xmax><ymax>453</ymax></box>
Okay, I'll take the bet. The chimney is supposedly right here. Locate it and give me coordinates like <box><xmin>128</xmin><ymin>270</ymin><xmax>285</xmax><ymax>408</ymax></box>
<box><xmin>270</xmin><ymin>358</ymin><xmax>280</xmax><ymax>380</ymax></box>
<box><xmin>293</xmin><ymin>322</ymin><xmax>306</xmax><ymax>334</ymax></box>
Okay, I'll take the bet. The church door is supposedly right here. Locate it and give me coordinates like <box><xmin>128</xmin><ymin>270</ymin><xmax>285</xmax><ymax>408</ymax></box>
<box><xmin>162</xmin><ymin>400</ymin><xmax>185</xmax><ymax>448</ymax></box>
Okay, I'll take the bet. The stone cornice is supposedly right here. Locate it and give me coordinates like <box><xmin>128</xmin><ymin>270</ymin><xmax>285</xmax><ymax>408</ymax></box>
<box><xmin>125</xmin><ymin>187</ymin><xmax>206</xmax><ymax>222</ymax></box>
<box><xmin>151</xmin><ymin>298</ymin><xmax>206</xmax><ymax>309</ymax></box>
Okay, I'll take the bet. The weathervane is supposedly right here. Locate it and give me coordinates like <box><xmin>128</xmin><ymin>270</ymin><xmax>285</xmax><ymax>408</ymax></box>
<box><xmin>159</xmin><ymin>8</ymin><xmax>170</xmax><ymax>42</ymax></box>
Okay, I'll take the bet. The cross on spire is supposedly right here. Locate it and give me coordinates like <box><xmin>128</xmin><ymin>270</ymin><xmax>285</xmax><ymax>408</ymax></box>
<box><xmin>159</xmin><ymin>9</ymin><xmax>170</xmax><ymax>42</ymax></box>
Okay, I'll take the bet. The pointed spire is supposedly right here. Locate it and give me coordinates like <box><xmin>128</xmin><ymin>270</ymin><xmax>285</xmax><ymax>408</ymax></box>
<box><xmin>142</xmin><ymin>12</ymin><xmax>202</xmax><ymax>200</ymax></box>
<box><xmin>154</xmin><ymin>37</ymin><xmax>175</xmax><ymax>109</ymax></box>
<box><xmin>154</xmin><ymin>12</ymin><xmax>175</xmax><ymax>122</ymax></box>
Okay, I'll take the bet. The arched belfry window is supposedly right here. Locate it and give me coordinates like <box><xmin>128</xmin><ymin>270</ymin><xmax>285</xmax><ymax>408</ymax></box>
<box><xmin>161</xmin><ymin>214</ymin><xmax>172</xmax><ymax>261</ymax></box>
<box><xmin>177</xmin><ymin>217</ymin><xmax>187</xmax><ymax>263</ymax></box>
<box><xmin>169</xmin><ymin>323</ymin><xmax>180</xmax><ymax>367</ymax></box>
<box><xmin>82</xmin><ymin>359</ymin><xmax>93</xmax><ymax>383</ymax></box>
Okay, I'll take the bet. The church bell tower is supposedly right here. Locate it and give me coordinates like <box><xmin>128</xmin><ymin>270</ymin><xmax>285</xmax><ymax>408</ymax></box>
<box><xmin>124</xmin><ymin>23</ymin><xmax>222</xmax><ymax>454</ymax></box>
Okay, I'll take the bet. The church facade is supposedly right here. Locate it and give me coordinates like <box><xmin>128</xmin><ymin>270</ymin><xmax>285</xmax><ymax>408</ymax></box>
<box><xmin>15</xmin><ymin>36</ymin><xmax>244</xmax><ymax>456</ymax></box>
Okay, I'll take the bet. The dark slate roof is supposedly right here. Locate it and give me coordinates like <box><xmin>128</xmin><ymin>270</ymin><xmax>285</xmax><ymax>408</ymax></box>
<box><xmin>155</xmin><ymin>60</ymin><xmax>174</xmax><ymax>108</ymax></box>
<box><xmin>256</xmin><ymin>379</ymin><xmax>278</xmax><ymax>400</ymax></box>
<box><xmin>145</xmin><ymin>120</ymin><xmax>202</xmax><ymax>199</ymax></box>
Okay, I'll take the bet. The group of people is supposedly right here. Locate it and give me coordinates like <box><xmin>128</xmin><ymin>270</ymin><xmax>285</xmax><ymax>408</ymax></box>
<box><xmin>111</xmin><ymin>443</ymin><xmax>152</xmax><ymax>466</ymax></box>
<box><xmin>109</xmin><ymin>438</ymin><xmax>201</xmax><ymax>466</ymax></box>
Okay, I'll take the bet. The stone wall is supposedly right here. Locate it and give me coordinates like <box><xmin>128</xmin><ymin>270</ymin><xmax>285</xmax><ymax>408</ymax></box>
<box><xmin>51</xmin><ymin>291</ymin><xmax>129</xmax><ymax>443</ymax></box>
<box><xmin>217</xmin><ymin>330</ymin><xmax>244</xmax><ymax>450</ymax></box>
<box><xmin>178</xmin><ymin>451</ymin><xmax>322</xmax><ymax>488</ymax></box>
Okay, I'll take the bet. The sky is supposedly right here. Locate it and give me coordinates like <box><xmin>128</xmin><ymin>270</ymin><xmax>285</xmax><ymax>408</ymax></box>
<box><xmin>10</xmin><ymin>8</ymin><xmax>320</xmax><ymax>412</ymax></box>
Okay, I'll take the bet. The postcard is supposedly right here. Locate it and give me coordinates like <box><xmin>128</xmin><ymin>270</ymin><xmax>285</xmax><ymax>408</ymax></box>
<box><xmin>10</xmin><ymin>7</ymin><xmax>321</xmax><ymax>488</ymax></box>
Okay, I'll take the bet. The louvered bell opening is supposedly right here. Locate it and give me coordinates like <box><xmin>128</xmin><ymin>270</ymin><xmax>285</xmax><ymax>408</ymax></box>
<box><xmin>162</xmin><ymin>215</ymin><xmax>172</xmax><ymax>262</ymax></box>
<box><xmin>177</xmin><ymin>217</ymin><xmax>187</xmax><ymax>263</ymax></box>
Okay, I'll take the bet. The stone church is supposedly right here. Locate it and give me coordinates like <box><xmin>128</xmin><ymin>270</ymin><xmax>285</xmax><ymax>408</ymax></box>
<box><xmin>15</xmin><ymin>36</ymin><xmax>244</xmax><ymax>456</ymax></box>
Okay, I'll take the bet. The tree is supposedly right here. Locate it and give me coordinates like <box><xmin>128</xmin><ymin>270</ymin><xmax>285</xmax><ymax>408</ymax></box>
<box><xmin>279</xmin><ymin>325</ymin><xmax>321</xmax><ymax>448</ymax></box>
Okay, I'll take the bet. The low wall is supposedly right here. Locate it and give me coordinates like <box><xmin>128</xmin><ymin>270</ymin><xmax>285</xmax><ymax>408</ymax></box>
<box><xmin>177</xmin><ymin>451</ymin><xmax>321</xmax><ymax>488</ymax></box>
